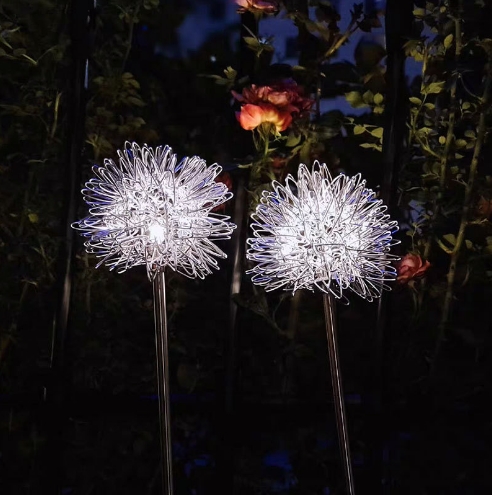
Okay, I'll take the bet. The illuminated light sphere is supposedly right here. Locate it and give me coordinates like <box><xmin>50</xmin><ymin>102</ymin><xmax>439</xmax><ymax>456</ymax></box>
<box><xmin>73</xmin><ymin>142</ymin><xmax>236</xmax><ymax>280</ymax></box>
<box><xmin>246</xmin><ymin>162</ymin><xmax>399</xmax><ymax>301</ymax></box>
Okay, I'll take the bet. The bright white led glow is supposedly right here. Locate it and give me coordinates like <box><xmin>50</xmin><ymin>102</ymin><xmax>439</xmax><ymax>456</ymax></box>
<box><xmin>73</xmin><ymin>142</ymin><xmax>236</xmax><ymax>280</ymax></box>
<box><xmin>149</xmin><ymin>223</ymin><xmax>166</xmax><ymax>244</ymax></box>
<box><xmin>246</xmin><ymin>162</ymin><xmax>399</xmax><ymax>301</ymax></box>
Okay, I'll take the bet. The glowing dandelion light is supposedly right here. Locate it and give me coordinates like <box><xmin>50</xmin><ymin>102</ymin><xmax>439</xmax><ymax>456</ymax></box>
<box><xmin>246</xmin><ymin>161</ymin><xmax>399</xmax><ymax>301</ymax></box>
<box><xmin>72</xmin><ymin>142</ymin><xmax>236</xmax><ymax>281</ymax></box>
<box><xmin>72</xmin><ymin>142</ymin><xmax>236</xmax><ymax>495</ymax></box>
<box><xmin>246</xmin><ymin>161</ymin><xmax>399</xmax><ymax>495</ymax></box>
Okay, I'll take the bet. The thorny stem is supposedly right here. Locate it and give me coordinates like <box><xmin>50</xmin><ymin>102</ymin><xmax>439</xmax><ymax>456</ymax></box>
<box><xmin>430</xmin><ymin>53</ymin><xmax>492</xmax><ymax>377</ymax></box>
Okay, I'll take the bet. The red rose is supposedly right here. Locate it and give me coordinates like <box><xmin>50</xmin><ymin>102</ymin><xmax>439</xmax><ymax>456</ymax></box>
<box><xmin>232</xmin><ymin>79</ymin><xmax>314</xmax><ymax>127</ymax></box>
<box><xmin>236</xmin><ymin>103</ymin><xmax>292</xmax><ymax>132</ymax></box>
<box><xmin>235</xmin><ymin>0</ymin><xmax>280</xmax><ymax>15</ymax></box>
<box><xmin>477</xmin><ymin>196</ymin><xmax>492</xmax><ymax>218</ymax></box>
<box><xmin>212</xmin><ymin>172</ymin><xmax>233</xmax><ymax>213</ymax></box>
<box><xmin>396</xmin><ymin>253</ymin><xmax>431</xmax><ymax>284</ymax></box>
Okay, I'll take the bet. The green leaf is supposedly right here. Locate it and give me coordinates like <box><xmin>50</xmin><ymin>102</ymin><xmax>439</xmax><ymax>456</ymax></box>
<box><xmin>243</xmin><ymin>36</ymin><xmax>259</xmax><ymax>48</ymax></box>
<box><xmin>443</xmin><ymin>233</ymin><xmax>457</xmax><ymax>246</ymax></box>
<box><xmin>439</xmin><ymin>136</ymin><xmax>446</xmax><ymax>145</ymax></box>
<box><xmin>423</xmin><ymin>81</ymin><xmax>445</xmax><ymax>94</ymax></box>
<box><xmin>353</xmin><ymin>125</ymin><xmax>366</xmax><ymax>135</ymax></box>
<box><xmin>464</xmin><ymin>130</ymin><xmax>476</xmax><ymax>139</ymax></box>
<box><xmin>345</xmin><ymin>91</ymin><xmax>368</xmax><ymax>108</ymax></box>
<box><xmin>413</xmin><ymin>7</ymin><xmax>426</xmax><ymax>17</ymax></box>
<box><xmin>127</xmin><ymin>78</ymin><xmax>140</xmax><ymax>89</ymax></box>
<box><xmin>224</xmin><ymin>66</ymin><xmax>237</xmax><ymax>80</ymax></box>
<box><xmin>362</xmin><ymin>90</ymin><xmax>374</xmax><ymax>104</ymax></box>
<box><xmin>127</xmin><ymin>96</ymin><xmax>145</xmax><ymax>107</ymax></box>
<box><xmin>417</xmin><ymin>127</ymin><xmax>434</xmax><ymax>135</ymax></box>
<box><xmin>437</xmin><ymin>239</ymin><xmax>453</xmax><ymax>254</ymax></box>
<box><xmin>359</xmin><ymin>143</ymin><xmax>382</xmax><ymax>151</ymax></box>
<box><xmin>28</xmin><ymin>213</ymin><xmax>39</xmax><ymax>223</ymax></box>
<box><xmin>409</xmin><ymin>97</ymin><xmax>422</xmax><ymax>105</ymax></box>
<box><xmin>369</xmin><ymin>127</ymin><xmax>384</xmax><ymax>139</ymax></box>
<box><xmin>373</xmin><ymin>93</ymin><xmax>384</xmax><ymax>105</ymax></box>
<box><xmin>444</xmin><ymin>34</ymin><xmax>454</xmax><ymax>49</ymax></box>
<box><xmin>455</xmin><ymin>139</ymin><xmax>467</xmax><ymax>148</ymax></box>
<box><xmin>465</xmin><ymin>240</ymin><xmax>473</xmax><ymax>250</ymax></box>
<box><xmin>285</xmin><ymin>132</ymin><xmax>301</xmax><ymax>147</ymax></box>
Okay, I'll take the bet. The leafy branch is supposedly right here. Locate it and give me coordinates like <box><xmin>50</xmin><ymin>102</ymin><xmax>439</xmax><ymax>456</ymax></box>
<box><xmin>430</xmin><ymin>52</ymin><xmax>492</xmax><ymax>374</ymax></box>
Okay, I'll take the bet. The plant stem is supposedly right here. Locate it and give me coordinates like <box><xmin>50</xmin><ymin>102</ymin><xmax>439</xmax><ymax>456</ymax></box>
<box><xmin>264</xmin><ymin>131</ymin><xmax>270</xmax><ymax>157</ymax></box>
<box><xmin>427</xmin><ymin>18</ymin><xmax>463</xmax><ymax>256</ymax></box>
<box><xmin>315</xmin><ymin>65</ymin><xmax>321</xmax><ymax>121</ymax></box>
<box><xmin>430</xmin><ymin>55</ymin><xmax>492</xmax><ymax>375</ymax></box>
<box><xmin>418</xmin><ymin>16</ymin><xmax>462</xmax><ymax>310</ymax></box>
<box><xmin>323</xmin><ymin>11</ymin><xmax>359</xmax><ymax>61</ymax></box>
<box><xmin>121</xmin><ymin>2</ymin><xmax>142</xmax><ymax>73</ymax></box>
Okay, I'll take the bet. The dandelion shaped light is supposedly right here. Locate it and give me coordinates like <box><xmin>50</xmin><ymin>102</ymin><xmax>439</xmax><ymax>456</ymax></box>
<box><xmin>246</xmin><ymin>162</ymin><xmax>399</xmax><ymax>301</ymax></box>
<box><xmin>73</xmin><ymin>142</ymin><xmax>236</xmax><ymax>281</ymax></box>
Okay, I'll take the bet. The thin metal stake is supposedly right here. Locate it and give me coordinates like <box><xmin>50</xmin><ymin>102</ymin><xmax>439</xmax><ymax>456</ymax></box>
<box><xmin>323</xmin><ymin>294</ymin><xmax>355</xmax><ymax>495</ymax></box>
<box><xmin>153</xmin><ymin>270</ymin><xmax>173</xmax><ymax>495</ymax></box>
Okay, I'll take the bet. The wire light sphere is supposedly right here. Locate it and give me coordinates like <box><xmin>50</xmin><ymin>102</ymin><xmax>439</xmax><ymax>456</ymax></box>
<box><xmin>73</xmin><ymin>142</ymin><xmax>236</xmax><ymax>281</ymax></box>
<box><xmin>246</xmin><ymin>162</ymin><xmax>399</xmax><ymax>301</ymax></box>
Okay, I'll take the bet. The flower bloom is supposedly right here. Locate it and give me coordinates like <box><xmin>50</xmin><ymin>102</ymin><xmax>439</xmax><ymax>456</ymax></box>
<box><xmin>477</xmin><ymin>196</ymin><xmax>492</xmax><ymax>218</ymax></box>
<box><xmin>237</xmin><ymin>103</ymin><xmax>292</xmax><ymax>132</ymax></box>
<box><xmin>235</xmin><ymin>0</ymin><xmax>280</xmax><ymax>15</ymax></box>
<box><xmin>233</xmin><ymin>79</ymin><xmax>313</xmax><ymax>119</ymax></box>
<box><xmin>72</xmin><ymin>142</ymin><xmax>236</xmax><ymax>280</ymax></box>
<box><xmin>396</xmin><ymin>253</ymin><xmax>430</xmax><ymax>284</ymax></box>
<box><xmin>246</xmin><ymin>162</ymin><xmax>399</xmax><ymax>300</ymax></box>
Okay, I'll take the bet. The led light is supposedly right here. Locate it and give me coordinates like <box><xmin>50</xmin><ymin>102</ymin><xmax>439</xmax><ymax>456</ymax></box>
<box><xmin>149</xmin><ymin>223</ymin><xmax>166</xmax><ymax>244</ymax></box>
<box><xmin>246</xmin><ymin>162</ymin><xmax>399</xmax><ymax>301</ymax></box>
<box><xmin>73</xmin><ymin>142</ymin><xmax>236</xmax><ymax>280</ymax></box>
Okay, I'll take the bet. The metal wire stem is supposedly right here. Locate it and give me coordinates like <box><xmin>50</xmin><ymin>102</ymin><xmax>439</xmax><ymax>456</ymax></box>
<box><xmin>153</xmin><ymin>270</ymin><xmax>173</xmax><ymax>495</ymax></box>
<box><xmin>323</xmin><ymin>294</ymin><xmax>355</xmax><ymax>495</ymax></box>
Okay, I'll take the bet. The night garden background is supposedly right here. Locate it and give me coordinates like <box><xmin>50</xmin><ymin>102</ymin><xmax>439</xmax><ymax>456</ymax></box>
<box><xmin>1</xmin><ymin>0</ymin><xmax>492</xmax><ymax>494</ymax></box>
